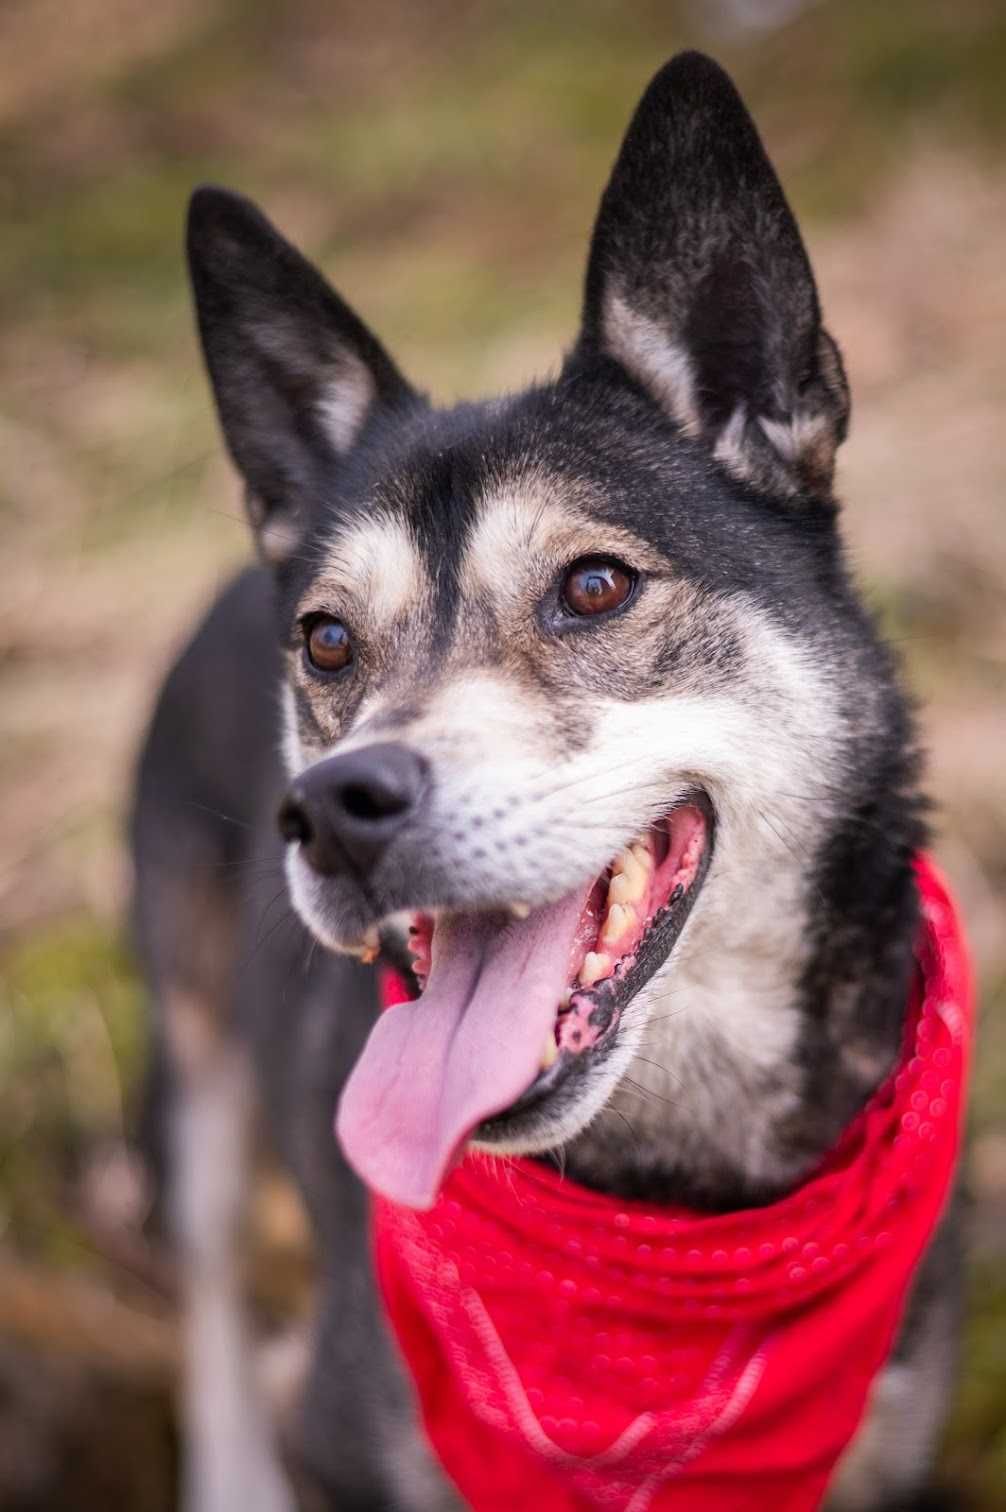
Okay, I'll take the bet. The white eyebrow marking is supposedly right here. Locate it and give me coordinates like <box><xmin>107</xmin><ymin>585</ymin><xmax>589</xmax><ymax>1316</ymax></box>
<box><xmin>462</xmin><ymin>472</ymin><xmax>663</xmax><ymax>612</ymax></box>
<box><xmin>312</xmin><ymin>511</ymin><xmax>427</xmax><ymax>627</ymax></box>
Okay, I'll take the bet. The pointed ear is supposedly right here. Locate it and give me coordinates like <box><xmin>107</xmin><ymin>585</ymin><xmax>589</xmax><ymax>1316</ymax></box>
<box><xmin>187</xmin><ymin>186</ymin><xmax>415</xmax><ymax>563</ymax></box>
<box><xmin>576</xmin><ymin>52</ymin><xmax>849</xmax><ymax>500</ymax></box>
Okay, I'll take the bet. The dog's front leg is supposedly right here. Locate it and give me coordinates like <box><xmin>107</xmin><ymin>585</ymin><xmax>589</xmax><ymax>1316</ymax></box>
<box><xmin>169</xmin><ymin>1013</ymin><xmax>296</xmax><ymax>1512</ymax></box>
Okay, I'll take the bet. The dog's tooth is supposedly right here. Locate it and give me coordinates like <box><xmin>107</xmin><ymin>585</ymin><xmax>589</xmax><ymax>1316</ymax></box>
<box><xmin>610</xmin><ymin>858</ymin><xmax>646</xmax><ymax>904</ymax></box>
<box><xmin>600</xmin><ymin>903</ymin><xmax>633</xmax><ymax>948</ymax></box>
<box><xmin>357</xmin><ymin>926</ymin><xmax>381</xmax><ymax>964</ymax></box>
<box><xmin>631</xmin><ymin>840</ymin><xmax>655</xmax><ymax>869</ymax></box>
<box><xmin>508</xmin><ymin>901</ymin><xmax>531</xmax><ymax>920</ymax></box>
<box><xmin>539</xmin><ymin>1034</ymin><xmax>559</xmax><ymax>1071</ymax></box>
<box><xmin>579</xmin><ymin>950</ymin><xmax>611</xmax><ymax>987</ymax></box>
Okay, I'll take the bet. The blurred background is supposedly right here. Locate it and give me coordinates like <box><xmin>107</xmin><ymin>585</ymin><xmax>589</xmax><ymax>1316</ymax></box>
<box><xmin>1</xmin><ymin>0</ymin><xmax>1004</xmax><ymax>1505</ymax></box>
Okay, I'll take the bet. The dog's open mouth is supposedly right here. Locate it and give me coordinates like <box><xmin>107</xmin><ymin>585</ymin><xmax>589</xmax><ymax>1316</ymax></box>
<box><xmin>336</xmin><ymin>794</ymin><xmax>713</xmax><ymax>1208</ymax></box>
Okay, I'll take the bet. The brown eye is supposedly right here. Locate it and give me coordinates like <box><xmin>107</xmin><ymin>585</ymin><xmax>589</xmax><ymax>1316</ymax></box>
<box><xmin>305</xmin><ymin>616</ymin><xmax>353</xmax><ymax>673</ymax></box>
<box><xmin>561</xmin><ymin>558</ymin><xmax>635</xmax><ymax>617</ymax></box>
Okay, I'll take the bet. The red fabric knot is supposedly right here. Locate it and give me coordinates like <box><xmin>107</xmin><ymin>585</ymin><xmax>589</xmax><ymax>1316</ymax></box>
<box><xmin>372</xmin><ymin>856</ymin><xmax>972</xmax><ymax>1511</ymax></box>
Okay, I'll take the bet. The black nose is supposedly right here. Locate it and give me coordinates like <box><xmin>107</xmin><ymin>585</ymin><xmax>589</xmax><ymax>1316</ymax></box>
<box><xmin>278</xmin><ymin>742</ymin><xmax>429</xmax><ymax>875</ymax></box>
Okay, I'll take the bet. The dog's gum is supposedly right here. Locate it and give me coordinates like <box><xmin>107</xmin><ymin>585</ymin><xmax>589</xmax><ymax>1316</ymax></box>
<box><xmin>558</xmin><ymin>987</ymin><xmax>613</xmax><ymax>1053</ymax></box>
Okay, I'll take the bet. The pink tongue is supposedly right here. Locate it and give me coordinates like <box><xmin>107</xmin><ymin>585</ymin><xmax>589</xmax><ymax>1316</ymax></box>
<box><xmin>336</xmin><ymin>886</ymin><xmax>589</xmax><ymax>1209</ymax></box>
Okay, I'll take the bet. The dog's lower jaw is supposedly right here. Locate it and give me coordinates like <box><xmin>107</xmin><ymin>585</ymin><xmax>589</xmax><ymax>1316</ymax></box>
<box><xmin>560</xmin><ymin>851</ymin><xmax>916</xmax><ymax>1211</ymax></box>
<box><xmin>284</xmin><ymin>846</ymin><xmax>376</xmax><ymax>956</ymax></box>
<box><xmin>469</xmin><ymin>1016</ymin><xmax>644</xmax><ymax>1161</ymax></box>
<box><xmin>562</xmin><ymin>969</ymin><xmax>807</xmax><ymax>1208</ymax></box>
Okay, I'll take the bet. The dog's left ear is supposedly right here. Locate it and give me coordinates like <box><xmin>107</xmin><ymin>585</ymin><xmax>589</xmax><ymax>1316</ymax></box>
<box><xmin>576</xmin><ymin>52</ymin><xmax>849</xmax><ymax>500</ymax></box>
<box><xmin>186</xmin><ymin>186</ymin><xmax>415</xmax><ymax>565</ymax></box>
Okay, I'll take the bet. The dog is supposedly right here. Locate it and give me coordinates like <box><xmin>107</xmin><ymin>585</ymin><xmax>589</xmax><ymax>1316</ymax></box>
<box><xmin>130</xmin><ymin>51</ymin><xmax>970</xmax><ymax>1512</ymax></box>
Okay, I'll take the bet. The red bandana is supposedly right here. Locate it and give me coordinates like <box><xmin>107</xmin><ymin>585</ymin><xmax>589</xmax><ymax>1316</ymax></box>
<box><xmin>372</xmin><ymin>858</ymin><xmax>971</xmax><ymax>1511</ymax></box>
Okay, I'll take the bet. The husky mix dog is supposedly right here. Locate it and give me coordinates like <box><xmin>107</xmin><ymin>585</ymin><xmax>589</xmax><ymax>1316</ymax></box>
<box><xmin>131</xmin><ymin>52</ymin><xmax>963</xmax><ymax>1512</ymax></box>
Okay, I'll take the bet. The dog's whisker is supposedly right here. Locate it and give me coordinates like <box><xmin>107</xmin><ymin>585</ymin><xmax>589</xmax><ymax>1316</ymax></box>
<box><xmin>303</xmin><ymin>934</ymin><xmax>321</xmax><ymax>976</ymax></box>
<box><xmin>625</xmin><ymin>1054</ymin><xmax>686</xmax><ymax>1091</ymax></box>
<box><xmin>755</xmin><ymin>807</ymin><xmax>827</xmax><ymax>902</ymax></box>
<box><xmin>233</xmin><ymin>888</ymin><xmax>297</xmax><ymax>980</ymax></box>
<box><xmin>617</xmin><ymin>1075</ymin><xmax>680</xmax><ymax>1111</ymax></box>
<box><xmin>598</xmin><ymin>1103</ymin><xmax>642</xmax><ymax>1154</ymax></box>
<box><xmin>183</xmin><ymin>799</ymin><xmax>255</xmax><ymax>831</ymax></box>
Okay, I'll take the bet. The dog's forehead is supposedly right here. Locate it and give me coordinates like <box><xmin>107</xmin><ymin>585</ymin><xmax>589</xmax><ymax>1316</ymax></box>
<box><xmin>308</xmin><ymin>507</ymin><xmax>426</xmax><ymax>627</ymax></box>
<box><xmin>462</xmin><ymin>473</ymin><xmax>595</xmax><ymax>602</ymax></box>
<box><xmin>303</xmin><ymin>460</ymin><xmax>667</xmax><ymax>631</ymax></box>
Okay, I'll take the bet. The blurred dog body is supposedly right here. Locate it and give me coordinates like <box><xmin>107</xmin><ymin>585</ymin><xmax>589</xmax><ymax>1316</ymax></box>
<box><xmin>131</xmin><ymin>53</ymin><xmax>964</xmax><ymax>1512</ymax></box>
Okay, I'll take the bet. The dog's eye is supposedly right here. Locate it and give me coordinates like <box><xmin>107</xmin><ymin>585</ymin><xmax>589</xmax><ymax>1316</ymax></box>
<box><xmin>304</xmin><ymin>616</ymin><xmax>353</xmax><ymax>673</ymax></box>
<box><xmin>561</xmin><ymin>558</ymin><xmax>635</xmax><ymax>617</ymax></box>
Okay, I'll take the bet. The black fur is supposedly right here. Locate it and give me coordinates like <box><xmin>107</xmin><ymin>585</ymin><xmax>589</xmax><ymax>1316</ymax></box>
<box><xmin>576</xmin><ymin>52</ymin><xmax>849</xmax><ymax>496</ymax></box>
<box><xmin>187</xmin><ymin>185</ymin><xmax>417</xmax><ymax>557</ymax></box>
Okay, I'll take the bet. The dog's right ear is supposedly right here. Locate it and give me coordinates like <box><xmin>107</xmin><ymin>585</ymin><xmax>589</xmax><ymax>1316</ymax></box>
<box><xmin>187</xmin><ymin>186</ymin><xmax>414</xmax><ymax>564</ymax></box>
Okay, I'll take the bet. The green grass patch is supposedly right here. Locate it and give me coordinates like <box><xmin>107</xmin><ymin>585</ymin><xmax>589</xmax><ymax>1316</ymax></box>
<box><xmin>0</xmin><ymin>917</ymin><xmax>144</xmax><ymax>1257</ymax></box>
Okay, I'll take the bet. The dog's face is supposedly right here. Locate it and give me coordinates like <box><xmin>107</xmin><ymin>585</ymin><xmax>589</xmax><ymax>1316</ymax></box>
<box><xmin>188</xmin><ymin>55</ymin><xmax>898</xmax><ymax>1209</ymax></box>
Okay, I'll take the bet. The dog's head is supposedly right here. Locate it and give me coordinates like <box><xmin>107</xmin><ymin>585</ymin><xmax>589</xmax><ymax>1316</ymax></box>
<box><xmin>187</xmin><ymin>54</ymin><xmax>900</xmax><ymax>1210</ymax></box>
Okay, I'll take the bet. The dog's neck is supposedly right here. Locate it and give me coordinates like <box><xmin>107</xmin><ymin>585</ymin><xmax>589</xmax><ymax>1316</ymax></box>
<box><xmin>560</xmin><ymin>810</ymin><xmax>923</xmax><ymax>1211</ymax></box>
